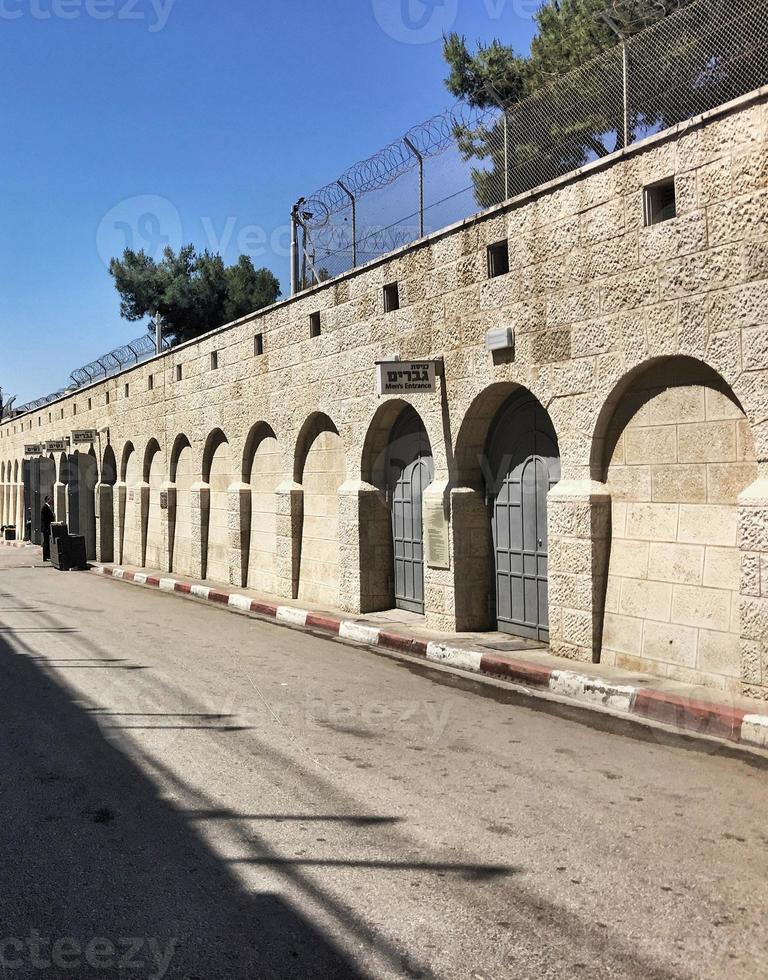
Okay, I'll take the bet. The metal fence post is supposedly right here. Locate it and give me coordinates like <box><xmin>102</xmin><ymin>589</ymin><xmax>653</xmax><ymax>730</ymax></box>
<box><xmin>403</xmin><ymin>136</ymin><xmax>424</xmax><ymax>239</ymax></box>
<box><xmin>337</xmin><ymin>180</ymin><xmax>357</xmax><ymax>268</ymax></box>
<box><xmin>598</xmin><ymin>10</ymin><xmax>630</xmax><ymax>149</ymax></box>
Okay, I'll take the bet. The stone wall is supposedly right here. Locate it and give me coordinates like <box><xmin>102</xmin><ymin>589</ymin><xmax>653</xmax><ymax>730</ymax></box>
<box><xmin>2</xmin><ymin>87</ymin><xmax>768</xmax><ymax>698</ymax></box>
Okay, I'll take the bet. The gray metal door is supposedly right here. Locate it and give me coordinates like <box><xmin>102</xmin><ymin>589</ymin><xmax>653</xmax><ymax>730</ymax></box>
<box><xmin>387</xmin><ymin>409</ymin><xmax>434</xmax><ymax>614</ymax></box>
<box><xmin>487</xmin><ymin>393</ymin><xmax>560</xmax><ymax>641</ymax></box>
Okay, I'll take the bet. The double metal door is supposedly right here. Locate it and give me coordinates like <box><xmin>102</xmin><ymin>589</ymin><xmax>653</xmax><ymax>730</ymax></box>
<box><xmin>387</xmin><ymin>409</ymin><xmax>434</xmax><ymax>614</ymax></box>
<box><xmin>487</xmin><ymin>394</ymin><xmax>560</xmax><ymax>641</ymax></box>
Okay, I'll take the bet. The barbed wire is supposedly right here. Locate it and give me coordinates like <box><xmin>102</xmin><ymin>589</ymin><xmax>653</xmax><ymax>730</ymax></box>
<box><xmin>299</xmin><ymin>0</ymin><xmax>767</xmax><ymax>282</ymax></box>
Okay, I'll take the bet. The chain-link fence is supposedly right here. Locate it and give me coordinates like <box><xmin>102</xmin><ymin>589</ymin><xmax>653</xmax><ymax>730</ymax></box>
<box><xmin>296</xmin><ymin>0</ymin><xmax>768</xmax><ymax>288</ymax></box>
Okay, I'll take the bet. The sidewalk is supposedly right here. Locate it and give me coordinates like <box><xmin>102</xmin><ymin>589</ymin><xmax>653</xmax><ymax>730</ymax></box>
<box><xmin>5</xmin><ymin>538</ymin><xmax>768</xmax><ymax>753</ymax></box>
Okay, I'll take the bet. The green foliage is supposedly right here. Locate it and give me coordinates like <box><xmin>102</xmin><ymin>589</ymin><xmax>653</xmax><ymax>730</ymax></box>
<box><xmin>109</xmin><ymin>246</ymin><xmax>280</xmax><ymax>345</ymax></box>
<box><xmin>442</xmin><ymin>0</ymin><xmax>741</xmax><ymax>208</ymax></box>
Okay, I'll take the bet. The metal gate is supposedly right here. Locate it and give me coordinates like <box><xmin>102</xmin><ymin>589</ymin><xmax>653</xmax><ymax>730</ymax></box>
<box><xmin>22</xmin><ymin>457</ymin><xmax>55</xmax><ymax>544</ymax></box>
<box><xmin>386</xmin><ymin>409</ymin><xmax>434</xmax><ymax>614</ymax></box>
<box><xmin>487</xmin><ymin>392</ymin><xmax>560</xmax><ymax>641</ymax></box>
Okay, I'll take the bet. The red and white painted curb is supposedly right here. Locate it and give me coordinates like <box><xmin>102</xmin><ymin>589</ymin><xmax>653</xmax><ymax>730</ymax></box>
<box><xmin>84</xmin><ymin>562</ymin><xmax>768</xmax><ymax>753</ymax></box>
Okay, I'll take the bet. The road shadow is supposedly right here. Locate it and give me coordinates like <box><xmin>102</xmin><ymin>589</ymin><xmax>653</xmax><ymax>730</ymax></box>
<box><xmin>0</xmin><ymin>627</ymin><xmax>373</xmax><ymax>979</ymax></box>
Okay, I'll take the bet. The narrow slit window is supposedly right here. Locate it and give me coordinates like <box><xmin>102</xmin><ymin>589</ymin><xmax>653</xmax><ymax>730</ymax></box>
<box><xmin>176</xmin><ymin>364</ymin><xmax>183</xmax><ymax>382</ymax></box>
<box><xmin>210</xmin><ymin>351</ymin><xmax>219</xmax><ymax>370</ymax></box>
<box><xmin>309</xmin><ymin>312</ymin><xmax>321</xmax><ymax>338</ymax></box>
<box><xmin>148</xmin><ymin>375</ymin><xmax>154</xmax><ymax>391</ymax></box>
<box><xmin>254</xmin><ymin>334</ymin><xmax>264</xmax><ymax>356</ymax></box>
<box><xmin>644</xmin><ymin>178</ymin><xmax>677</xmax><ymax>226</ymax></box>
<box><xmin>487</xmin><ymin>240</ymin><xmax>510</xmax><ymax>278</ymax></box>
<box><xmin>383</xmin><ymin>282</ymin><xmax>400</xmax><ymax>313</ymax></box>
<box><xmin>124</xmin><ymin>383</ymin><xmax>130</xmax><ymax>398</ymax></box>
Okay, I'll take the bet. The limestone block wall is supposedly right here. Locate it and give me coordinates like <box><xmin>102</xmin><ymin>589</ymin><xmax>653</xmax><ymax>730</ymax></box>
<box><xmin>2</xmin><ymin>88</ymin><xmax>768</xmax><ymax>698</ymax></box>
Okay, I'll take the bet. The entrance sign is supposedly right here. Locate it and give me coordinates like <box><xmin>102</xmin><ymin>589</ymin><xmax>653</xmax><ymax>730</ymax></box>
<box><xmin>71</xmin><ymin>429</ymin><xmax>97</xmax><ymax>445</ymax></box>
<box><xmin>376</xmin><ymin>360</ymin><xmax>437</xmax><ymax>396</ymax></box>
<box><xmin>45</xmin><ymin>439</ymin><xmax>68</xmax><ymax>453</ymax></box>
<box><xmin>423</xmin><ymin>494</ymin><xmax>450</xmax><ymax>570</ymax></box>
<box><xmin>24</xmin><ymin>444</ymin><xmax>42</xmax><ymax>456</ymax></box>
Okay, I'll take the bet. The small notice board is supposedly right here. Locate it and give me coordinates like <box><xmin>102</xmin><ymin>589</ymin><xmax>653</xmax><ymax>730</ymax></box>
<box><xmin>423</xmin><ymin>494</ymin><xmax>450</xmax><ymax>570</ymax></box>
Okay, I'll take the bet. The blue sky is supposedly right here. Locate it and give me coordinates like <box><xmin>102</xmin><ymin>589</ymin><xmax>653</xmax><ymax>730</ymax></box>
<box><xmin>0</xmin><ymin>0</ymin><xmax>540</xmax><ymax>404</ymax></box>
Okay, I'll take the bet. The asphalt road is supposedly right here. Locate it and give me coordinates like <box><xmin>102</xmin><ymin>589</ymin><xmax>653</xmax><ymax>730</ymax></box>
<box><xmin>0</xmin><ymin>549</ymin><xmax>767</xmax><ymax>979</ymax></box>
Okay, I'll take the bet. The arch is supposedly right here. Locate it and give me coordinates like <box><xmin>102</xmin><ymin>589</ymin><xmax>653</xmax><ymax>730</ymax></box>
<box><xmin>597</xmin><ymin>355</ymin><xmax>756</xmax><ymax>690</ymax></box>
<box><xmin>202</xmin><ymin>429</ymin><xmax>228</xmax><ymax>485</ymax></box>
<box><xmin>296</xmin><ymin>412</ymin><xmax>345</xmax><ymax>607</ymax></box>
<box><xmin>361</xmin><ymin>402</ymin><xmax>435</xmax><ymax>613</ymax></box>
<box><xmin>243</xmin><ymin>422</ymin><xmax>281</xmax><ymax>594</ymax></box>
<box><xmin>170</xmin><ymin>433</ymin><xmax>193</xmax><ymax>483</ymax></box>
<box><xmin>120</xmin><ymin>441</ymin><xmax>135</xmax><ymax>483</ymax></box>
<box><xmin>142</xmin><ymin>438</ymin><xmax>162</xmax><ymax>483</ymax></box>
<box><xmin>205</xmin><ymin>433</ymin><xmax>234</xmax><ymax>583</ymax></box>
<box><xmin>122</xmin><ymin>443</ymin><xmax>143</xmax><ymax>566</ymax></box>
<box><xmin>241</xmin><ymin>422</ymin><xmax>277</xmax><ymax>483</ymax></box>
<box><xmin>98</xmin><ymin>446</ymin><xmax>117</xmax><ymax>564</ymax></box>
<box><xmin>171</xmin><ymin>437</ymin><xmax>195</xmax><ymax>577</ymax></box>
<box><xmin>101</xmin><ymin>445</ymin><xmax>117</xmax><ymax>486</ymax></box>
<box><xmin>590</xmin><ymin>356</ymin><xmax>746</xmax><ymax>481</ymax></box>
<box><xmin>361</xmin><ymin>399</ymin><xmax>415</xmax><ymax>491</ymax></box>
<box><xmin>145</xmin><ymin>441</ymin><xmax>166</xmax><ymax>569</ymax></box>
<box><xmin>453</xmin><ymin>382</ymin><xmax>526</xmax><ymax>490</ymax></box>
<box><xmin>294</xmin><ymin>413</ymin><xmax>340</xmax><ymax>484</ymax></box>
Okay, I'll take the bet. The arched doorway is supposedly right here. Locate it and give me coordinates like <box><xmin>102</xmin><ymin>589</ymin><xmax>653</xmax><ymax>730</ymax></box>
<box><xmin>386</xmin><ymin>407</ymin><xmax>434</xmax><ymax>614</ymax></box>
<box><xmin>485</xmin><ymin>390</ymin><xmax>560</xmax><ymax>641</ymax></box>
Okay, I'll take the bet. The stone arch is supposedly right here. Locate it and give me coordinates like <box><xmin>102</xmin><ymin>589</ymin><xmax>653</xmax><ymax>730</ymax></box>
<box><xmin>452</xmin><ymin>382</ymin><xmax>561</xmax><ymax>635</ymax></box>
<box><xmin>120</xmin><ymin>442</ymin><xmax>135</xmax><ymax>483</ymax></box>
<box><xmin>170</xmin><ymin>434</ymin><xmax>193</xmax><ymax>483</ymax></box>
<box><xmin>596</xmin><ymin>356</ymin><xmax>756</xmax><ymax>690</ymax></box>
<box><xmin>295</xmin><ymin>412</ymin><xmax>346</xmax><ymax>607</ymax></box>
<box><xmin>97</xmin><ymin>445</ymin><xmax>118</xmax><ymax>563</ymax></box>
<box><xmin>360</xmin><ymin>401</ymin><xmax>435</xmax><ymax>614</ymax></box>
<box><xmin>243</xmin><ymin>422</ymin><xmax>281</xmax><ymax>594</ymax></box>
<box><xmin>294</xmin><ymin>413</ymin><xmax>339</xmax><ymax>484</ymax></box>
<box><xmin>454</xmin><ymin>382</ymin><xmax>526</xmax><ymax>490</ymax></box>
<box><xmin>203</xmin><ymin>429</ymin><xmax>233</xmax><ymax>583</ymax></box>
<box><xmin>144</xmin><ymin>439</ymin><xmax>165</xmax><ymax>569</ymax></box>
<box><xmin>121</xmin><ymin>442</ymin><xmax>143</xmax><ymax>566</ymax></box>
<box><xmin>142</xmin><ymin>438</ymin><xmax>162</xmax><ymax>483</ymax></box>
<box><xmin>202</xmin><ymin>428</ymin><xmax>228</xmax><ymax>484</ymax></box>
<box><xmin>101</xmin><ymin>445</ymin><xmax>117</xmax><ymax>486</ymax></box>
<box><xmin>169</xmin><ymin>434</ymin><xmax>195</xmax><ymax>576</ymax></box>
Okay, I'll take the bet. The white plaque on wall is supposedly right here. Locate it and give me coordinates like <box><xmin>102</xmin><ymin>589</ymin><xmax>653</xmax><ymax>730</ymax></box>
<box><xmin>423</xmin><ymin>494</ymin><xmax>450</xmax><ymax>570</ymax></box>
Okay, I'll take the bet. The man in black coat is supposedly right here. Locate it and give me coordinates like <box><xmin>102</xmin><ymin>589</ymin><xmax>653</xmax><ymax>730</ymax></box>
<box><xmin>41</xmin><ymin>496</ymin><xmax>55</xmax><ymax>561</ymax></box>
